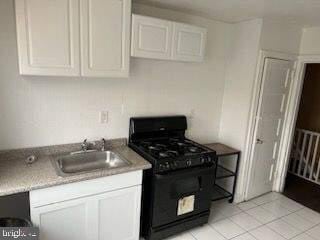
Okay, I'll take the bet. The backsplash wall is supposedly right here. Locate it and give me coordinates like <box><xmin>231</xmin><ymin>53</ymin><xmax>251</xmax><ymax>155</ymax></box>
<box><xmin>0</xmin><ymin>1</ymin><xmax>231</xmax><ymax>150</ymax></box>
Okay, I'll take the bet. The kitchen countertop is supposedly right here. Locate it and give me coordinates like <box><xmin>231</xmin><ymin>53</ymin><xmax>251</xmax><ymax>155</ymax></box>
<box><xmin>0</xmin><ymin>139</ymin><xmax>151</xmax><ymax>197</ymax></box>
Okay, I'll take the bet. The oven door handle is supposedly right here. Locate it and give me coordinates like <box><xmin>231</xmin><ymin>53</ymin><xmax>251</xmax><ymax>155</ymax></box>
<box><xmin>154</xmin><ymin>166</ymin><xmax>215</xmax><ymax>198</ymax></box>
<box><xmin>155</xmin><ymin>165</ymin><xmax>215</xmax><ymax>179</ymax></box>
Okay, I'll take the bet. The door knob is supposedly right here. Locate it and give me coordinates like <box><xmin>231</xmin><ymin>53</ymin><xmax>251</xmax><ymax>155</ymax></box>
<box><xmin>256</xmin><ymin>138</ymin><xmax>264</xmax><ymax>144</ymax></box>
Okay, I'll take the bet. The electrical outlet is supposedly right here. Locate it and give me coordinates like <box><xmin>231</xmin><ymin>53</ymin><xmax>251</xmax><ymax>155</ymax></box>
<box><xmin>100</xmin><ymin>111</ymin><xmax>108</xmax><ymax>124</ymax></box>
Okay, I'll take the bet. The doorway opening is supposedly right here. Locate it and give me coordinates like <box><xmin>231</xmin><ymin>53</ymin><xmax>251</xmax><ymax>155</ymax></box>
<box><xmin>283</xmin><ymin>63</ymin><xmax>320</xmax><ymax>213</ymax></box>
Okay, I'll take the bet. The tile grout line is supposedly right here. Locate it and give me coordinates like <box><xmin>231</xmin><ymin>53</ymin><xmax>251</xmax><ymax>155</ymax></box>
<box><xmin>211</xmin><ymin>194</ymin><xmax>312</xmax><ymax>239</ymax></box>
<box><xmin>240</xmin><ymin>201</ymin><xmax>309</xmax><ymax>239</ymax></box>
<box><xmin>288</xmin><ymin>222</ymin><xmax>320</xmax><ymax>240</ymax></box>
<box><xmin>193</xmin><ymin>193</ymin><xmax>320</xmax><ymax>240</ymax></box>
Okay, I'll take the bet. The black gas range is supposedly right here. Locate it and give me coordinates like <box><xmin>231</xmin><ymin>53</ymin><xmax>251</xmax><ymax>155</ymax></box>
<box><xmin>129</xmin><ymin>116</ymin><xmax>217</xmax><ymax>240</ymax></box>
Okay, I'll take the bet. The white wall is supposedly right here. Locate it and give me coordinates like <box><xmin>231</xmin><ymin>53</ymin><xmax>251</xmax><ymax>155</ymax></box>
<box><xmin>219</xmin><ymin>19</ymin><xmax>262</xmax><ymax>152</ymax></box>
<box><xmin>220</xmin><ymin>19</ymin><xmax>302</xmax><ymax>153</ymax></box>
<box><xmin>260</xmin><ymin>19</ymin><xmax>302</xmax><ymax>54</ymax></box>
<box><xmin>218</xmin><ymin>18</ymin><xmax>303</xmax><ymax>201</ymax></box>
<box><xmin>0</xmin><ymin>1</ymin><xmax>231</xmax><ymax>150</ymax></box>
<box><xmin>300</xmin><ymin>27</ymin><xmax>320</xmax><ymax>54</ymax></box>
<box><xmin>218</xmin><ymin>19</ymin><xmax>262</xmax><ymax>201</ymax></box>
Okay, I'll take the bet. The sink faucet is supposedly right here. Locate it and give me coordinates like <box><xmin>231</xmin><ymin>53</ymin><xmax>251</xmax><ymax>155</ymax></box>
<box><xmin>101</xmin><ymin>138</ymin><xmax>106</xmax><ymax>151</ymax></box>
<box><xmin>81</xmin><ymin>139</ymin><xmax>95</xmax><ymax>152</ymax></box>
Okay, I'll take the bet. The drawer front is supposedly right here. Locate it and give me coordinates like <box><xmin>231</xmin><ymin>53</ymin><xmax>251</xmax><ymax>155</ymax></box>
<box><xmin>30</xmin><ymin>170</ymin><xmax>142</xmax><ymax>207</ymax></box>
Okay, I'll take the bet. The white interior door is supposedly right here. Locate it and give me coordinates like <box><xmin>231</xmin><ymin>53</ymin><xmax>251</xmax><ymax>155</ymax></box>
<box><xmin>247</xmin><ymin>58</ymin><xmax>293</xmax><ymax>199</ymax></box>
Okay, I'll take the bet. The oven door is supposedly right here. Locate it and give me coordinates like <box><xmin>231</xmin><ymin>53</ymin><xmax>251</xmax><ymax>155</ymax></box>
<box><xmin>151</xmin><ymin>165</ymin><xmax>215</xmax><ymax>227</ymax></box>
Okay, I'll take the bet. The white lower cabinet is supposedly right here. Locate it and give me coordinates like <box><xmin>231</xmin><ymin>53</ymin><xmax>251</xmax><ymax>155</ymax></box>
<box><xmin>96</xmin><ymin>187</ymin><xmax>141</xmax><ymax>240</ymax></box>
<box><xmin>31</xmin><ymin>197</ymin><xmax>90</xmax><ymax>240</ymax></box>
<box><xmin>30</xmin><ymin>171</ymin><xmax>142</xmax><ymax>240</ymax></box>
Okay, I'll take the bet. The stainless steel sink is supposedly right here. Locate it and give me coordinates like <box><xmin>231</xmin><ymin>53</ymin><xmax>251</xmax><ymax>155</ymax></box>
<box><xmin>52</xmin><ymin>151</ymin><xmax>131</xmax><ymax>177</ymax></box>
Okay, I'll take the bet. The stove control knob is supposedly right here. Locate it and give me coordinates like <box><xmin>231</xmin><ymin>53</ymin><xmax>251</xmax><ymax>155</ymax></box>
<box><xmin>165</xmin><ymin>162</ymin><xmax>170</xmax><ymax>170</ymax></box>
<box><xmin>200</xmin><ymin>157</ymin><xmax>206</xmax><ymax>164</ymax></box>
<box><xmin>159</xmin><ymin>164</ymin><xmax>165</xmax><ymax>171</ymax></box>
<box><xmin>170</xmin><ymin>162</ymin><xmax>178</xmax><ymax>170</ymax></box>
<box><xmin>186</xmin><ymin>160</ymin><xmax>192</xmax><ymax>166</ymax></box>
<box><xmin>207</xmin><ymin>156</ymin><xmax>212</xmax><ymax>163</ymax></box>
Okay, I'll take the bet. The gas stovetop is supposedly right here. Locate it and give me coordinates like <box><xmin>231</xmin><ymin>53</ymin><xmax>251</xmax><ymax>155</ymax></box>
<box><xmin>128</xmin><ymin>116</ymin><xmax>217</xmax><ymax>173</ymax></box>
<box><xmin>133</xmin><ymin>138</ymin><xmax>210</xmax><ymax>160</ymax></box>
<box><xmin>130</xmin><ymin>137</ymin><xmax>216</xmax><ymax>173</ymax></box>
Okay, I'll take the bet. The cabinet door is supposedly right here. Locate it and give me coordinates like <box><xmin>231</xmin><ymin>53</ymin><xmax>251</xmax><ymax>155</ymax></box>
<box><xmin>131</xmin><ymin>14</ymin><xmax>173</xmax><ymax>60</ymax></box>
<box><xmin>15</xmin><ymin>0</ymin><xmax>80</xmax><ymax>76</ymax></box>
<box><xmin>172</xmin><ymin>23</ymin><xmax>207</xmax><ymax>62</ymax></box>
<box><xmin>31</xmin><ymin>198</ymin><xmax>91</xmax><ymax>240</ymax></box>
<box><xmin>31</xmin><ymin>185</ymin><xmax>142</xmax><ymax>240</ymax></box>
<box><xmin>80</xmin><ymin>0</ymin><xmax>131</xmax><ymax>78</ymax></box>
<box><xmin>97</xmin><ymin>186</ymin><xmax>141</xmax><ymax>240</ymax></box>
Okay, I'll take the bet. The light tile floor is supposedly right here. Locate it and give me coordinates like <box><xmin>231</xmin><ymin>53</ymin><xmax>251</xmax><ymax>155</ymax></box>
<box><xmin>165</xmin><ymin>192</ymin><xmax>320</xmax><ymax>240</ymax></box>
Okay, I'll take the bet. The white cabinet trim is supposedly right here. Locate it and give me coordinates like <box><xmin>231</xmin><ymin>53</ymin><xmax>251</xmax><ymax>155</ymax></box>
<box><xmin>138</xmin><ymin>24</ymin><xmax>171</xmax><ymax>53</ymax></box>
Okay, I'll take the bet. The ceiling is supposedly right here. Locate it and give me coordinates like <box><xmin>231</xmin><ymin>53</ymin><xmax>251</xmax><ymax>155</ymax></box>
<box><xmin>134</xmin><ymin>0</ymin><xmax>320</xmax><ymax>27</ymax></box>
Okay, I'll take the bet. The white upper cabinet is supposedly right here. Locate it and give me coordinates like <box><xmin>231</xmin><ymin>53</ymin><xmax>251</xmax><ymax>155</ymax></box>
<box><xmin>15</xmin><ymin>0</ymin><xmax>81</xmax><ymax>76</ymax></box>
<box><xmin>131</xmin><ymin>14</ymin><xmax>207</xmax><ymax>62</ymax></box>
<box><xmin>80</xmin><ymin>0</ymin><xmax>131</xmax><ymax>77</ymax></box>
<box><xmin>15</xmin><ymin>0</ymin><xmax>131</xmax><ymax>78</ymax></box>
<box><xmin>172</xmin><ymin>23</ymin><xmax>207</xmax><ymax>62</ymax></box>
<box><xmin>131</xmin><ymin>14</ymin><xmax>173</xmax><ymax>60</ymax></box>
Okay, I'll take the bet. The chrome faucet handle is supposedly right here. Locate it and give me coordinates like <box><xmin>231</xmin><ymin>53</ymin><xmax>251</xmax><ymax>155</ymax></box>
<box><xmin>81</xmin><ymin>139</ymin><xmax>88</xmax><ymax>151</ymax></box>
<box><xmin>81</xmin><ymin>139</ymin><xmax>97</xmax><ymax>152</ymax></box>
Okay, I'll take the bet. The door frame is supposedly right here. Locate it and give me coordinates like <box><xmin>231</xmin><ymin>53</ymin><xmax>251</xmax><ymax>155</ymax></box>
<box><xmin>275</xmin><ymin>55</ymin><xmax>320</xmax><ymax>192</ymax></box>
<box><xmin>242</xmin><ymin>50</ymin><xmax>297</xmax><ymax>200</ymax></box>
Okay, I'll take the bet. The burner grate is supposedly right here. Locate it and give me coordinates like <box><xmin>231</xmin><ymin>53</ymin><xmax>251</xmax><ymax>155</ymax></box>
<box><xmin>136</xmin><ymin>138</ymin><xmax>207</xmax><ymax>159</ymax></box>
